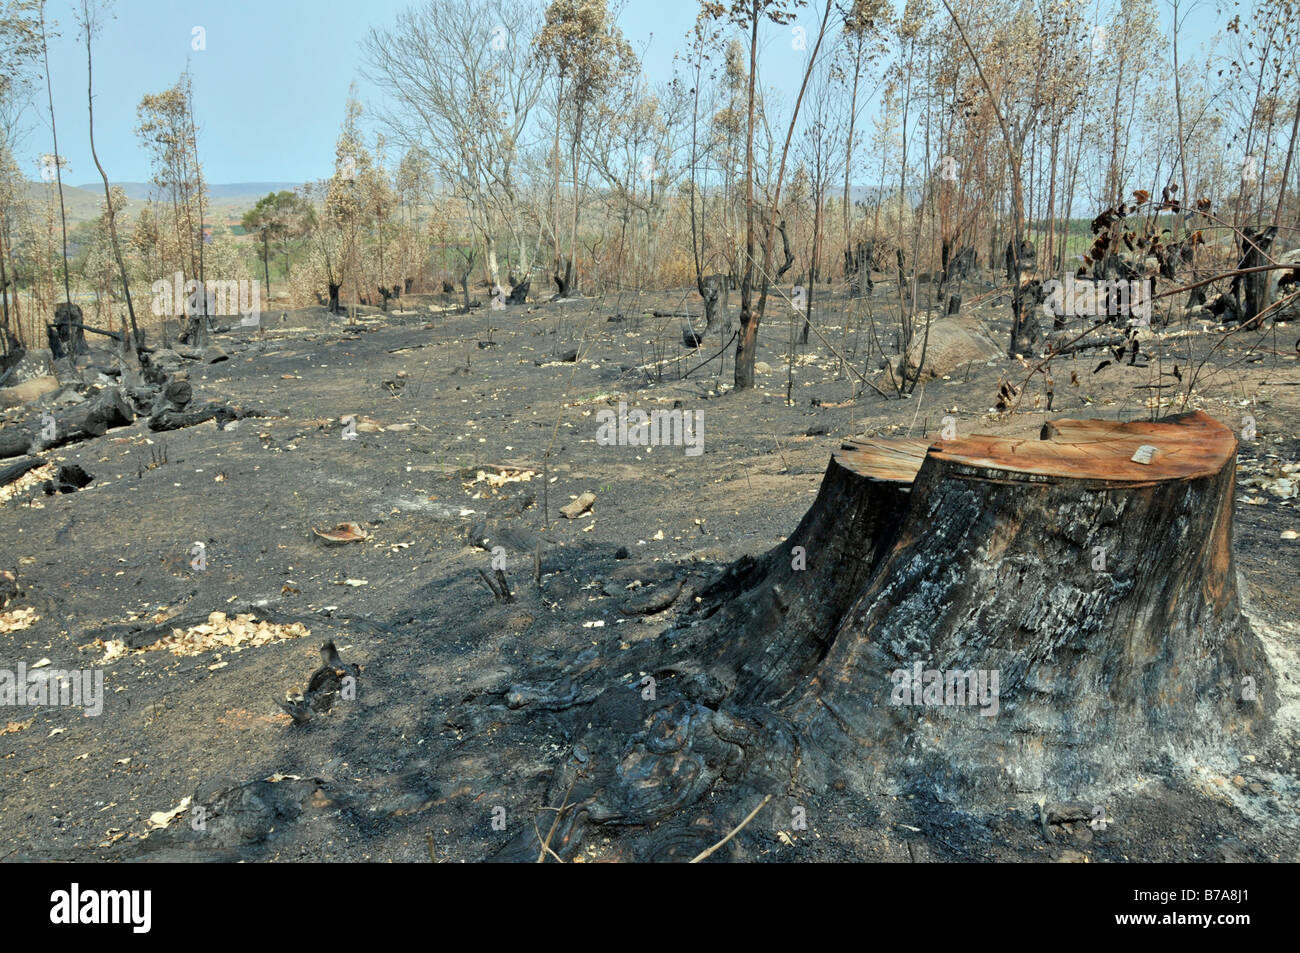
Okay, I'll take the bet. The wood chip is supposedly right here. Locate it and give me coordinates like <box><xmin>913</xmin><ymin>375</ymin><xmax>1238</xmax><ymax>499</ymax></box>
<box><xmin>560</xmin><ymin>492</ymin><xmax>596</xmax><ymax>519</ymax></box>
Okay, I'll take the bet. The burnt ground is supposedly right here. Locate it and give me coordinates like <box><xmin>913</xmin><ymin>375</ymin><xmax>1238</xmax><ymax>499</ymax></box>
<box><xmin>1</xmin><ymin>277</ymin><xmax>1297</xmax><ymax>863</ymax></box>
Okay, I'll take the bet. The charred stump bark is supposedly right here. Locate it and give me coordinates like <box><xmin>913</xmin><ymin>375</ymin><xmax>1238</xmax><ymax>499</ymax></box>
<box><xmin>786</xmin><ymin>412</ymin><xmax>1271</xmax><ymax>802</ymax></box>
<box><xmin>487</xmin><ymin>411</ymin><xmax>1273</xmax><ymax>861</ymax></box>
<box><xmin>52</xmin><ymin>303</ymin><xmax>88</xmax><ymax>357</ymax></box>
<box><xmin>844</xmin><ymin>241</ymin><xmax>870</xmax><ymax>298</ymax></box>
<box><xmin>507</xmin><ymin>278</ymin><xmax>530</xmax><ymax>306</ymax></box>
<box><xmin>553</xmin><ymin>259</ymin><xmax>572</xmax><ymax>299</ymax></box>
<box><xmin>700</xmin><ymin>273</ymin><xmax>729</xmax><ymax>334</ymax></box>
<box><xmin>1232</xmin><ymin>225</ymin><xmax>1278</xmax><ymax>323</ymax></box>
<box><xmin>1007</xmin><ymin>239</ymin><xmax>1042</xmax><ymax>354</ymax></box>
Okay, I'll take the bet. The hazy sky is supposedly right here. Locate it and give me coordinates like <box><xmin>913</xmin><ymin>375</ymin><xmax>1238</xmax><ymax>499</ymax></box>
<box><xmin>15</xmin><ymin>0</ymin><xmax>1224</xmax><ymax>187</ymax></box>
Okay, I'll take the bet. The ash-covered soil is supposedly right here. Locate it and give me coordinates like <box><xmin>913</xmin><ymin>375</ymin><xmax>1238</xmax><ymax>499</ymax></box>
<box><xmin>1</xmin><ymin>281</ymin><xmax>1297</xmax><ymax>862</ymax></box>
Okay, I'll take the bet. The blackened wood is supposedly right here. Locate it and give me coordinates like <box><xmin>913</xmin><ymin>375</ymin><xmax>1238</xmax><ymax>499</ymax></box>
<box><xmin>0</xmin><ymin>428</ymin><xmax>34</xmax><ymax>460</ymax></box>
<box><xmin>31</xmin><ymin>387</ymin><xmax>134</xmax><ymax>451</ymax></box>
<box><xmin>148</xmin><ymin>401</ymin><xmax>250</xmax><ymax>432</ymax></box>
<box><xmin>786</xmin><ymin>411</ymin><xmax>1271</xmax><ymax>803</ymax></box>
<box><xmin>0</xmin><ymin>455</ymin><xmax>44</xmax><ymax>485</ymax></box>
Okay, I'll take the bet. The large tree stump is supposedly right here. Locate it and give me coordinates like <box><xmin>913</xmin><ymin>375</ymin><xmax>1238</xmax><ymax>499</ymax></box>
<box><xmin>782</xmin><ymin>411</ymin><xmax>1272</xmax><ymax>802</ymax></box>
<box><xmin>490</xmin><ymin>411</ymin><xmax>1273</xmax><ymax>860</ymax></box>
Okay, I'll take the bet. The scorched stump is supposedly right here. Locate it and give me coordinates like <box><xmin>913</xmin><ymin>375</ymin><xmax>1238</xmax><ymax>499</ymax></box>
<box><xmin>487</xmin><ymin>410</ymin><xmax>1274</xmax><ymax>860</ymax></box>
<box><xmin>778</xmin><ymin>410</ymin><xmax>1273</xmax><ymax>802</ymax></box>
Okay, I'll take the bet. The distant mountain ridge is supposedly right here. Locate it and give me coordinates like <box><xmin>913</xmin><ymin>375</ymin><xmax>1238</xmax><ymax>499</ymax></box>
<box><xmin>20</xmin><ymin>181</ymin><xmax>303</xmax><ymax>227</ymax></box>
<box><xmin>73</xmin><ymin>182</ymin><xmax>302</xmax><ymax>201</ymax></box>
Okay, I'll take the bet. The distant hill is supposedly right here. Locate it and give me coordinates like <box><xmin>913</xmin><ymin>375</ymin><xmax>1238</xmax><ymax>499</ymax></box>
<box><xmin>20</xmin><ymin>181</ymin><xmax>303</xmax><ymax>227</ymax></box>
<box><xmin>18</xmin><ymin>181</ymin><xmax>139</xmax><ymax>223</ymax></box>
<box><xmin>74</xmin><ymin>181</ymin><xmax>301</xmax><ymax>202</ymax></box>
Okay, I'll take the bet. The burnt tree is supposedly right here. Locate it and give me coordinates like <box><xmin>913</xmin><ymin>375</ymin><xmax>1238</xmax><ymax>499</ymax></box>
<box><xmin>1006</xmin><ymin>239</ymin><xmax>1041</xmax><ymax>355</ymax></box>
<box><xmin>1232</xmin><ymin>225</ymin><xmax>1279</xmax><ymax>323</ymax></box>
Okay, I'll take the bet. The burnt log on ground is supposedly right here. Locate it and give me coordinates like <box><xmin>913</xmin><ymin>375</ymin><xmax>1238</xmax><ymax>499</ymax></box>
<box><xmin>0</xmin><ymin>455</ymin><xmax>45</xmax><ymax>486</ymax></box>
<box><xmin>485</xmin><ymin>410</ymin><xmax>1273</xmax><ymax>861</ymax></box>
<box><xmin>28</xmin><ymin>387</ymin><xmax>134</xmax><ymax>452</ymax></box>
<box><xmin>0</xmin><ymin>347</ymin><xmax>247</xmax><ymax>461</ymax></box>
<box><xmin>0</xmin><ymin>428</ymin><xmax>33</xmax><ymax>460</ymax></box>
<box><xmin>1045</xmin><ymin>330</ymin><xmax>1130</xmax><ymax>355</ymax></box>
<box><xmin>148</xmin><ymin>401</ymin><xmax>253</xmax><ymax>432</ymax></box>
<box><xmin>124</xmin><ymin>377</ymin><xmax>193</xmax><ymax>418</ymax></box>
<box><xmin>1</xmin><ymin>376</ymin><xmax>232</xmax><ymax>457</ymax></box>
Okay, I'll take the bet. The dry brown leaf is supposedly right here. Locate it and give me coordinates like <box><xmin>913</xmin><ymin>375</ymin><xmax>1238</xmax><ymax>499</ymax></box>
<box><xmin>313</xmin><ymin>522</ymin><xmax>372</xmax><ymax>545</ymax></box>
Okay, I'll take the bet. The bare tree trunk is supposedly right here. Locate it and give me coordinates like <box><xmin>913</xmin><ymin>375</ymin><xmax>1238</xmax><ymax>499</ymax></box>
<box><xmin>568</xmin><ymin>109</ymin><xmax>584</xmax><ymax>296</ymax></box>
<box><xmin>736</xmin><ymin>0</ymin><xmax>832</xmax><ymax>389</ymax></box>
<box><xmin>841</xmin><ymin>37</ymin><xmax>862</xmax><ymax>296</ymax></box>
<box><xmin>734</xmin><ymin>2</ymin><xmax>760</xmax><ymax>390</ymax></box>
<box><xmin>0</xmin><ymin>221</ymin><xmax>11</xmax><ymax>352</ymax></box>
<box><xmin>803</xmin><ymin>187</ymin><xmax>825</xmax><ymax>346</ymax></box>
<box><xmin>39</xmin><ymin>4</ymin><xmax>72</xmax><ymax>311</ymax></box>
<box><xmin>87</xmin><ymin>23</ymin><xmax>141</xmax><ymax>352</ymax></box>
<box><xmin>1272</xmin><ymin>97</ymin><xmax>1300</xmax><ymax>229</ymax></box>
<box><xmin>261</xmin><ymin>228</ymin><xmax>271</xmax><ymax>298</ymax></box>
<box><xmin>187</xmin><ymin>79</ymin><xmax>208</xmax><ymax>346</ymax></box>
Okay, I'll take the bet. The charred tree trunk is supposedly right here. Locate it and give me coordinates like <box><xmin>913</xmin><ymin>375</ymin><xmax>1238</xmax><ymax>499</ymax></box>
<box><xmin>844</xmin><ymin>240</ymin><xmax>873</xmax><ymax>298</ymax></box>
<box><xmin>1233</xmin><ymin>226</ymin><xmax>1279</xmax><ymax>323</ymax></box>
<box><xmin>53</xmin><ymin>303</ymin><xmax>88</xmax><ymax>356</ymax></box>
<box><xmin>1011</xmin><ymin>278</ymin><xmax>1044</xmax><ymax>354</ymax></box>
<box><xmin>507</xmin><ymin>278</ymin><xmax>530</xmax><ymax>306</ymax></box>
<box><xmin>553</xmin><ymin>259</ymin><xmax>572</xmax><ymax>299</ymax></box>
<box><xmin>701</xmin><ymin>273</ymin><xmax>729</xmax><ymax>335</ymax></box>
<box><xmin>1007</xmin><ymin>239</ymin><xmax>1041</xmax><ymax>354</ymax></box>
<box><xmin>485</xmin><ymin>411</ymin><xmax>1273</xmax><ymax>861</ymax></box>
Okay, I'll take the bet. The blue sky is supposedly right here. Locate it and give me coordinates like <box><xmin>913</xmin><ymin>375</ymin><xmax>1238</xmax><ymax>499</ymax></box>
<box><xmin>16</xmin><ymin>0</ymin><xmax>1226</xmax><ymax>186</ymax></box>
<box><xmin>18</xmin><ymin>0</ymin><xmax>706</xmax><ymax>185</ymax></box>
